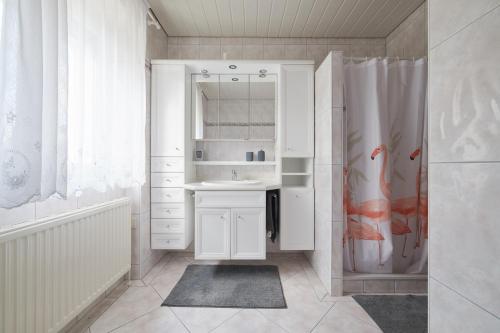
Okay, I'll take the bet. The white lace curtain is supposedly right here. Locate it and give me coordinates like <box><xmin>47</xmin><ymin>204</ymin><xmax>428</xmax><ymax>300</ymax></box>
<box><xmin>0</xmin><ymin>0</ymin><xmax>146</xmax><ymax>209</ymax></box>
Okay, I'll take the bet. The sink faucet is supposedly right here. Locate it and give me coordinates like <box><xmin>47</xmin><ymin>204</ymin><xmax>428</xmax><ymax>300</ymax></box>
<box><xmin>231</xmin><ymin>169</ymin><xmax>238</xmax><ymax>181</ymax></box>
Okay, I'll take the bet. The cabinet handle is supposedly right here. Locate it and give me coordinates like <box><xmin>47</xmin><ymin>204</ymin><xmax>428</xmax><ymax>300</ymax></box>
<box><xmin>295</xmin><ymin>194</ymin><xmax>300</xmax><ymax>198</ymax></box>
<box><xmin>237</xmin><ymin>215</ymin><xmax>244</xmax><ymax>220</ymax></box>
<box><xmin>165</xmin><ymin>194</ymin><xmax>171</xmax><ymax>197</ymax></box>
<box><xmin>164</xmin><ymin>178</ymin><xmax>172</xmax><ymax>182</ymax></box>
<box><xmin>165</xmin><ymin>209</ymin><xmax>171</xmax><ymax>213</ymax></box>
<box><xmin>220</xmin><ymin>215</ymin><xmax>225</xmax><ymax>219</ymax></box>
<box><xmin>175</xmin><ymin>147</ymin><xmax>181</xmax><ymax>151</ymax></box>
<box><xmin>165</xmin><ymin>163</ymin><xmax>172</xmax><ymax>166</ymax></box>
<box><xmin>166</xmin><ymin>225</ymin><xmax>171</xmax><ymax>228</ymax></box>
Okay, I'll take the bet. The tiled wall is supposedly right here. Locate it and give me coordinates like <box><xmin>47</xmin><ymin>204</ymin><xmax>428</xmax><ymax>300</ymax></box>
<box><xmin>386</xmin><ymin>1</ymin><xmax>427</xmax><ymax>57</ymax></box>
<box><xmin>306</xmin><ymin>52</ymin><xmax>344</xmax><ymax>296</ymax></box>
<box><xmin>428</xmin><ymin>0</ymin><xmax>500</xmax><ymax>331</ymax></box>
<box><xmin>166</xmin><ymin>37</ymin><xmax>385</xmax><ymax>65</ymax></box>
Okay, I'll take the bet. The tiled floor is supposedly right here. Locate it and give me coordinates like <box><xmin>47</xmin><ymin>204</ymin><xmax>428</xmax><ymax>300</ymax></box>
<box><xmin>68</xmin><ymin>253</ymin><xmax>383</xmax><ymax>333</ymax></box>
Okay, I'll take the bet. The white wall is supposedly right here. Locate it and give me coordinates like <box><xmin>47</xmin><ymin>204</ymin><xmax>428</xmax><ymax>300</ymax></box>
<box><xmin>308</xmin><ymin>52</ymin><xmax>344</xmax><ymax>296</ymax></box>
<box><xmin>428</xmin><ymin>0</ymin><xmax>500</xmax><ymax>331</ymax></box>
<box><xmin>386</xmin><ymin>1</ymin><xmax>427</xmax><ymax>57</ymax></box>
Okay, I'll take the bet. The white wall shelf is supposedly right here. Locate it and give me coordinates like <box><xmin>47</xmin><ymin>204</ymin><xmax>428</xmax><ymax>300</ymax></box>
<box><xmin>282</xmin><ymin>172</ymin><xmax>312</xmax><ymax>176</ymax></box>
<box><xmin>193</xmin><ymin>139</ymin><xmax>275</xmax><ymax>142</ymax></box>
<box><xmin>193</xmin><ymin>161</ymin><xmax>276</xmax><ymax>166</ymax></box>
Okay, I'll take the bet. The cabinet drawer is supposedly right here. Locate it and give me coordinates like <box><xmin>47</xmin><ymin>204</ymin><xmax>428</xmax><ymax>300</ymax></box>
<box><xmin>195</xmin><ymin>191</ymin><xmax>265</xmax><ymax>208</ymax></box>
<box><xmin>151</xmin><ymin>219</ymin><xmax>184</xmax><ymax>233</ymax></box>
<box><xmin>151</xmin><ymin>157</ymin><xmax>184</xmax><ymax>172</ymax></box>
<box><xmin>151</xmin><ymin>233</ymin><xmax>185</xmax><ymax>249</ymax></box>
<box><xmin>151</xmin><ymin>173</ymin><xmax>184</xmax><ymax>187</ymax></box>
<box><xmin>151</xmin><ymin>203</ymin><xmax>185</xmax><ymax>218</ymax></box>
<box><xmin>151</xmin><ymin>188</ymin><xmax>184</xmax><ymax>203</ymax></box>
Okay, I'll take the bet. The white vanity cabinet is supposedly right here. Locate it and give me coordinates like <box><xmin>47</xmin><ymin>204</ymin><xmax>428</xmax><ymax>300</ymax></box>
<box><xmin>151</xmin><ymin>63</ymin><xmax>193</xmax><ymax>250</ymax></box>
<box><xmin>194</xmin><ymin>191</ymin><xmax>266</xmax><ymax>260</ymax></box>
<box><xmin>280</xmin><ymin>64</ymin><xmax>314</xmax><ymax>157</ymax></box>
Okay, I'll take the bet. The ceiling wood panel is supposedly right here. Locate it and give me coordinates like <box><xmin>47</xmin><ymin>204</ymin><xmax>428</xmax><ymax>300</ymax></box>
<box><xmin>201</xmin><ymin>0</ymin><xmax>223</xmax><ymax>36</ymax></box>
<box><xmin>243</xmin><ymin>0</ymin><xmax>258</xmax><ymax>36</ymax></box>
<box><xmin>230</xmin><ymin>0</ymin><xmax>245</xmax><ymax>36</ymax></box>
<box><xmin>301</xmin><ymin>0</ymin><xmax>330</xmax><ymax>37</ymax></box>
<box><xmin>256</xmin><ymin>0</ymin><xmax>273</xmax><ymax>37</ymax></box>
<box><xmin>290</xmin><ymin>0</ymin><xmax>316</xmax><ymax>36</ymax></box>
<box><xmin>149</xmin><ymin>0</ymin><xmax>426</xmax><ymax>38</ymax></box>
<box><xmin>268</xmin><ymin>0</ymin><xmax>287</xmax><ymax>37</ymax></box>
<box><xmin>278</xmin><ymin>0</ymin><xmax>301</xmax><ymax>37</ymax></box>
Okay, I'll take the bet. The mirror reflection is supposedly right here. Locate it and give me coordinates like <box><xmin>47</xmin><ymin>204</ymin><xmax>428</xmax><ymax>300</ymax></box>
<box><xmin>192</xmin><ymin>73</ymin><xmax>275</xmax><ymax>140</ymax></box>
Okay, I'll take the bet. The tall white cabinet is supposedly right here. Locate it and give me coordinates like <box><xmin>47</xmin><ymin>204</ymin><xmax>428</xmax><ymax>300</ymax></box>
<box><xmin>151</xmin><ymin>63</ymin><xmax>193</xmax><ymax>249</ymax></box>
<box><xmin>280</xmin><ymin>64</ymin><xmax>315</xmax><ymax>250</ymax></box>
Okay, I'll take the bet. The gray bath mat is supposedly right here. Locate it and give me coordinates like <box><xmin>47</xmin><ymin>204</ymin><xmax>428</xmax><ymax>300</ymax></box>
<box><xmin>353</xmin><ymin>295</ymin><xmax>427</xmax><ymax>333</ymax></box>
<box><xmin>163</xmin><ymin>265</ymin><xmax>287</xmax><ymax>308</ymax></box>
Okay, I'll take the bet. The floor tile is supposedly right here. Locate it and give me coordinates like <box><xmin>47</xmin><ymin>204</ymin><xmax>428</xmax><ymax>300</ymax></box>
<box><xmin>90</xmin><ymin>286</ymin><xmax>162</xmax><ymax>333</ymax></box>
<box><xmin>169</xmin><ymin>307</ymin><xmax>240</xmax><ymax>333</ymax></box>
<box><xmin>142</xmin><ymin>254</ymin><xmax>172</xmax><ymax>285</ymax></box>
<box><xmin>312</xmin><ymin>302</ymin><xmax>383</xmax><ymax>333</ymax></box>
<box><xmin>258</xmin><ymin>273</ymin><xmax>333</xmax><ymax>333</ymax></box>
<box><xmin>112</xmin><ymin>307</ymin><xmax>187</xmax><ymax>333</ymax></box>
<box><xmin>212</xmin><ymin>309</ymin><xmax>287</xmax><ymax>333</ymax></box>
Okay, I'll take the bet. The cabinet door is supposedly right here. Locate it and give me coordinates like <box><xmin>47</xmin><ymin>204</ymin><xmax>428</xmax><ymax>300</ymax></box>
<box><xmin>151</xmin><ymin>64</ymin><xmax>185</xmax><ymax>156</ymax></box>
<box><xmin>281</xmin><ymin>65</ymin><xmax>314</xmax><ymax>157</ymax></box>
<box><xmin>230</xmin><ymin>208</ymin><xmax>266</xmax><ymax>260</ymax></box>
<box><xmin>195</xmin><ymin>209</ymin><xmax>231</xmax><ymax>260</ymax></box>
<box><xmin>280</xmin><ymin>188</ymin><xmax>314</xmax><ymax>250</ymax></box>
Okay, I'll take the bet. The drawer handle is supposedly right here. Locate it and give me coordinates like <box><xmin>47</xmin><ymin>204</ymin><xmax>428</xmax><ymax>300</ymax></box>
<box><xmin>175</xmin><ymin>147</ymin><xmax>181</xmax><ymax>151</ymax></box>
<box><xmin>165</xmin><ymin>209</ymin><xmax>171</xmax><ymax>213</ymax></box>
<box><xmin>166</xmin><ymin>225</ymin><xmax>170</xmax><ymax>228</ymax></box>
<box><xmin>295</xmin><ymin>194</ymin><xmax>300</xmax><ymax>198</ymax></box>
<box><xmin>165</xmin><ymin>194</ymin><xmax>171</xmax><ymax>197</ymax></box>
<box><xmin>164</xmin><ymin>178</ymin><xmax>172</xmax><ymax>182</ymax></box>
<box><xmin>165</xmin><ymin>163</ymin><xmax>172</xmax><ymax>166</ymax></box>
<box><xmin>220</xmin><ymin>215</ymin><xmax>225</xmax><ymax>219</ymax></box>
<box><xmin>237</xmin><ymin>215</ymin><xmax>244</xmax><ymax>220</ymax></box>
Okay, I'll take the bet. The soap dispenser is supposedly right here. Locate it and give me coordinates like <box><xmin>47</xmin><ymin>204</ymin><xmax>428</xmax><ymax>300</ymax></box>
<box><xmin>257</xmin><ymin>149</ymin><xmax>265</xmax><ymax>161</ymax></box>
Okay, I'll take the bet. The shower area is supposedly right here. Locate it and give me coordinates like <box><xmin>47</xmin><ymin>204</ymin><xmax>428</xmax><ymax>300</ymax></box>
<box><xmin>311</xmin><ymin>51</ymin><xmax>428</xmax><ymax>295</ymax></box>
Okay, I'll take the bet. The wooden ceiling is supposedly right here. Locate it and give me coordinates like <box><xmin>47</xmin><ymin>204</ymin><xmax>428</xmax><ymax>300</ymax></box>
<box><xmin>149</xmin><ymin>0</ymin><xmax>425</xmax><ymax>38</ymax></box>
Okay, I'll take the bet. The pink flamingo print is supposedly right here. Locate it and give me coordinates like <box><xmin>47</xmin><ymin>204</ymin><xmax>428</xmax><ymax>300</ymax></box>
<box><xmin>344</xmin><ymin>217</ymin><xmax>385</xmax><ymax>272</ymax></box>
<box><xmin>344</xmin><ymin>167</ymin><xmax>390</xmax><ymax>266</ymax></box>
<box><xmin>372</xmin><ymin>144</ymin><xmax>419</xmax><ymax>257</ymax></box>
<box><xmin>410</xmin><ymin>148</ymin><xmax>428</xmax><ymax>246</ymax></box>
<box><xmin>391</xmin><ymin>218</ymin><xmax>412</xmax><ymax>235</ymax></box>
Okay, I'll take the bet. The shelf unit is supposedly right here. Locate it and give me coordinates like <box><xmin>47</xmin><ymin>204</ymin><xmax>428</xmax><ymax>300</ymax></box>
<box><xmin>281</xmin><ymin>157</ymin><xmax>313</xmax><ymax>187</ymax></box>
<box><xmin>193</xmin><ymin>161</ymin><xmax>276</xmax><ymax>166</ymax></box>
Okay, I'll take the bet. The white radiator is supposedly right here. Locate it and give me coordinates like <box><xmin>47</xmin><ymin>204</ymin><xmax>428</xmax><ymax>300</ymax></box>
<box><xmin>0</xmin><ymin>198</ymin><xmax>131</xmax><ymax>333</ymax></box>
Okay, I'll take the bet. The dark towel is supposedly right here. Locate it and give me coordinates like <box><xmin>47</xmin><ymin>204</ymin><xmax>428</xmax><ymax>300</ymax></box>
<box><xmin>266</xmin><ymin>190</ymin><xmax>280</xmax><ymax>242</ymax></box>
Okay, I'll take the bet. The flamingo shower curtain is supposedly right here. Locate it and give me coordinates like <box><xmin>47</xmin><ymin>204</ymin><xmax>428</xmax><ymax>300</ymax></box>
<box><xmin>343</xmin><ymin>58</ymin><xmax>428</xmax><ymax>274</ymax></box>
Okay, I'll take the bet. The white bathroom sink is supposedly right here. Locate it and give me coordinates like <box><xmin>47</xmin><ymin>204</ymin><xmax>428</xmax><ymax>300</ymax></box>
<box><xmin>201</xmin><ymin>180</ymin><xmax>262</xmax><ymax>186</ymax></box>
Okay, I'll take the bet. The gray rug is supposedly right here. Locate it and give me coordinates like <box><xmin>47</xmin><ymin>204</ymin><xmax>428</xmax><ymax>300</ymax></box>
<box><xmin>353</xmin><ymin>295</ymin><xmax>427</xmax><ymax>333</ymax></box>
<box><xmin>163</xmin><ymin>265</ymin><xmax>287</xmax><ymax>308</ymax></box>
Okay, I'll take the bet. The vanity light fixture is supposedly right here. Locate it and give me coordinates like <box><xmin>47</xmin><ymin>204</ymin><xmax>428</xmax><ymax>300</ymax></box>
<box><xmin>229</xmin><ymin>65</ymin><xmax>237</xmax><ymax>69</ymax></box>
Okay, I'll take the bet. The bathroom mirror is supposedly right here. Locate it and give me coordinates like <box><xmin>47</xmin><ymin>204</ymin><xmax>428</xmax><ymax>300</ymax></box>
<box><xmin>192</xmin><ymin>73</ymin><xmax>276</xmax><ymax>140</ymax></box>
